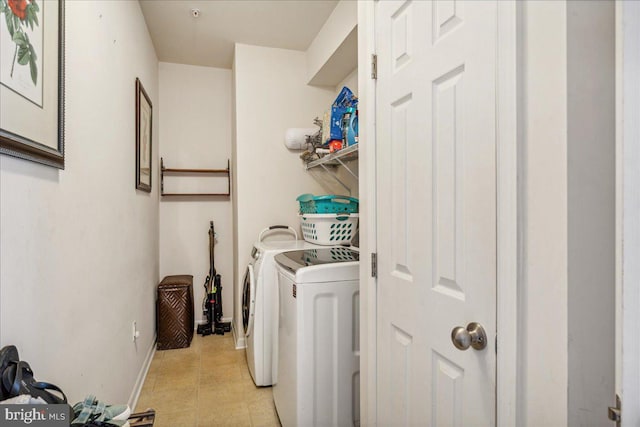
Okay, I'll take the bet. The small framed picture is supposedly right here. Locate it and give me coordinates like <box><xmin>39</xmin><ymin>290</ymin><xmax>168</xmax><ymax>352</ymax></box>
<box><xmin>135</xmin><ymin>77</ymin><xmax>152</xmax><ymax>192</ymax></box>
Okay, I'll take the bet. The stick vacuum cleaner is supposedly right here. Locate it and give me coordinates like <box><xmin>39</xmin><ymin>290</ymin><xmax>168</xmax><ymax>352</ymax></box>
<box><xmin>197</xmin><ymin>221</ymin><xmax>231</xmax><ymax>336</ymax></box>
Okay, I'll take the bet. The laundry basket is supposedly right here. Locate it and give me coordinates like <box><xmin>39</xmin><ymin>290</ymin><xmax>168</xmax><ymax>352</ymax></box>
<box><xmin>299</xmin><ymin>213</ymin><xmax>359</xmax><ymax>245</ymax></box>
<box><xmin>297</xmin><ymin>194</ymin><xmax>359</xmax><ymax>215</ymax></box>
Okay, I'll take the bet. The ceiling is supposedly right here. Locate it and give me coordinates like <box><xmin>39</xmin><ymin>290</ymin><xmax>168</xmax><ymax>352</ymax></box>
<box><xmin>139</xmin><ymin>0</ymin><xmax>339</xmax><ymax>69</ymax></box>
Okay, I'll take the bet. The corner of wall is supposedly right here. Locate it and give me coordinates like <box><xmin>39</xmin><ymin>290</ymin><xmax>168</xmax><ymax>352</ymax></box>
<box><xmin>231</xmin><ymin>51</ymin><xmax>242</xmax><ymax>348</ymax></box>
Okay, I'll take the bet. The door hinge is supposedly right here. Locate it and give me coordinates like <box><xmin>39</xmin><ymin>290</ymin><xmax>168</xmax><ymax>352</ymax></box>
<box><xmin>371</xmin><ymin>252</ymin><xmax>377</xmax><ymax>278</ymax></box>
<box><xmin>608</xmin><ymin>394</ymin><xmax>621</xmax><ymax>426</ymax></box>
<box><xmin>371</xmin><ymin>54</ymin><xmax>377</xmax><ymax>80</ymax></box>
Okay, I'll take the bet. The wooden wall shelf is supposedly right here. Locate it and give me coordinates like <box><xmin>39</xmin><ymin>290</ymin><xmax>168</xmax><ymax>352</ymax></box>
<box><xmin>160</xmin><ymin>157</ymin><xmax>231</xmax><ymax>197</ymax></box>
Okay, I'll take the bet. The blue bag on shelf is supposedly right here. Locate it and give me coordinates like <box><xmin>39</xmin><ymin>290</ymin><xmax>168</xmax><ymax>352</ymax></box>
<box><xmin>329</xmin><ymin>87</ymin><xmax>358</xmax><ymax>142</ymax></box>
<box><xmin>334</xmin><ymin>86</ymin><xmax>358</xmax><ymax>109</ymax></box>
<box><xmin>330</xmin><ymin>106</ymin><xmax>348</xmax><ymax>141</ymax></box>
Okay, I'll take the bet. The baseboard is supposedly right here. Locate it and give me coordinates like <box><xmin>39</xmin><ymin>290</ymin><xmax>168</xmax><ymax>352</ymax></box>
<box><xmin>128</xmin><ymin>336</ymin><xmax>156</xmax><ymax>410</ymax></box>
<box><xmin>232</xmin><ymin>322</ymin><xmax>246</xmax><ymax>350</ymax></box>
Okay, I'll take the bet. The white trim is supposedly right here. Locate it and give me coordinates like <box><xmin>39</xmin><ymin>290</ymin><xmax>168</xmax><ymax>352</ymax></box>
<box><xmin>232</xmin><ymin>321</ymin><xmax>246</xmax><ymax>349</ymax></box>
<box><xmin>617</xmin><ymin>2</ymin><xmax>640</xmax><ymax>425</ymax></box>
<box><xmin>615</xmin><ymin>0</ymin><xmax>622</xmax><ymax>412</ymax></box>
<box><xmin>127</xmin><ymin>335</ymin><xmax>156</xmax><ymax>411</ymax></box>
<box><xmin>496</xmin><ymin>2</ymin><xmax>520</xmax><ymax>426</ymax></box>
<box><xmin>358</xmin><ymin>0</ymin><xmax>377</xmax><ymax>425</ymax></box>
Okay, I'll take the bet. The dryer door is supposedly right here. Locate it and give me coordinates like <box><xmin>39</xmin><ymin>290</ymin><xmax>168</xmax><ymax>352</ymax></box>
<box><xmin>242</xmin><ymin>264</ymin><xmax>256</xmax><ymax>337</ymax></box>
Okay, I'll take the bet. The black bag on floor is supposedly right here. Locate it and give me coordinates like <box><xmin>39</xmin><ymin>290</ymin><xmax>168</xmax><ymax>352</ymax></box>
<box><xmin>0</xmin><ymin>345</ymin><xmax>19</xmax><ymax>400</ymax></box>
<box><xmin>0</xmin><ymin>345</ymin><xmax>67</xmax><ymax>404</ymax></box>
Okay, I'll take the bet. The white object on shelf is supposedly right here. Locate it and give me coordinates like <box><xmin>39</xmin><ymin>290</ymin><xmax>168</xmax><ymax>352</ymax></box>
<box><xmin>299</xmin><ymin>213</ymin><xmax>359</xmax><ymax>245</ymax></box>
<box><xmin>284</xmin><ymin>128</ymin><xmax>317</xmax><ymax>150</ymax></box>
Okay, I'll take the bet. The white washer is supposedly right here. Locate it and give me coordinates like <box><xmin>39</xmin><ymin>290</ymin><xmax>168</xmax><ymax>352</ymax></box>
<box><xmin>273</xmin><ymin>247</ymin><xmax>360</xmax><ymax>427</ymax></box>
<box><xmin>243</xmin><ymin>226</ymin><xmax>323</xmax><ymax>387</ymax></box>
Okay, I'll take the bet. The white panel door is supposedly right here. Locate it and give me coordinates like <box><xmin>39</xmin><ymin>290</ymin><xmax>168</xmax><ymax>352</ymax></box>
<box><xmin>375</xmin><ymin>1</ymin><xmax>497</xmax><ymax>425</ymax></box>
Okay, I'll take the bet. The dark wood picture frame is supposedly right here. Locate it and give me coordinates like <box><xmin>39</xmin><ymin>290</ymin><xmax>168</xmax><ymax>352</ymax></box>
<box><xmin>135</xmin><ymin>78</ymin><xmax>152</xmax><ymax>192</ymax></box>
<box><xmin>0</xmin><ymin>0</ymin><xmax>66</xmax><ymax>169</ymax></box>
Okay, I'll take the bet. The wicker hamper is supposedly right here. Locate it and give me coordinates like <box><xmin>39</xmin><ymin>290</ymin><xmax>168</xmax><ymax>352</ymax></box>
<box><xmin>157</xmin><ymin>275</ymin><xmax>194</xmax><ymax>350</ymax></box>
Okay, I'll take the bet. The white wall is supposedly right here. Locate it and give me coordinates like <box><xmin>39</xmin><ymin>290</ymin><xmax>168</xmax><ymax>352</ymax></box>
<box><xmin>0</xmin><ymin>0</ymin><xmax>158</xmax><ymax>405</ymax></box>
<box><xmin>232</xmin><ymin>43</ymin><xmax>335</xmax><ymax>345</ymax></box>
<box><xmin>306</xmin><ymin>0</ymin><xmax>357</xmax><ymax>87</ymax></box>
<box><xmin>616</xmin><ymin>2</ymin><xmax>640</xmax><ymax>423</ymax></box>
<box><xmin>519</xmin><ymin>2</ymin><xmax>569</xmax><ymax>425</ymax></box>
<box><xmin>518</xmin><ymin>2</ymin><xmax>615</xmax><ymax>425</ymax></box>
<box><xmin>566</xmin><ymin>1</ymin><xmax>615</xmax><ymax>425</ymax></box>
<box><xmin>336</xmin><ymin>68</ymin><xmax>358</xmax><ymax>96</ymax></box>
<box><xmin>158</xmin><ymin>63</ymin><xmax>233</xmax><ymax>325</ymax></box>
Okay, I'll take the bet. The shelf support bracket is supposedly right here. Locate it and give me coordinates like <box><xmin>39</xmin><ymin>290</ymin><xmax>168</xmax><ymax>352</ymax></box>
<box><xmin>320</xmin><ymin>163</ymin><xmax>352</xmax><ymax>195</ymax></box>
<box><xmin>334</xmin><ymin>157</ymin><xmax>358</xmax><ymax>180</ymax></box>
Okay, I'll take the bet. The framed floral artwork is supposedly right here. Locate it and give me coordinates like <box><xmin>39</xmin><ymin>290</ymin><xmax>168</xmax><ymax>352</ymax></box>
<box><xmin>0</xmin><ymin>0</ymin><xmax>65</xmax><ymax>169</ymax></box>
<box><xmin>135</xmin><ymin>78</ymin><xmax>152</xmax><ymax>192</ymax></box>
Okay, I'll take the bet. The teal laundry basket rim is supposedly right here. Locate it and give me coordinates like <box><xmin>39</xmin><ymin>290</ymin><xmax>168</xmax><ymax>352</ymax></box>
<box><xmin>296</xmin><ymin>194</ymin><xmax>359</xmax><ymax>214</ymax></box>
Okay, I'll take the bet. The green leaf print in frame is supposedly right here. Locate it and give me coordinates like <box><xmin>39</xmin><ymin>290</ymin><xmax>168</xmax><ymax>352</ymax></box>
<box><xmin>1</xmin><ymin>0</ymin><xmax>42</xmax><ymax>102</ymax></box>
<box><xmin>0</xmin><ymin>0</ymin><xmax>65</xmax><ymax>169</ymax></box>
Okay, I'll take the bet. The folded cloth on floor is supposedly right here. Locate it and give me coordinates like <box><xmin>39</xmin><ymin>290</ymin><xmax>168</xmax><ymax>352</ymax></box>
<box><xmin>0</xmin><ymin>394</ymin><xmax>47</xmax><ymax>404</ymax></box>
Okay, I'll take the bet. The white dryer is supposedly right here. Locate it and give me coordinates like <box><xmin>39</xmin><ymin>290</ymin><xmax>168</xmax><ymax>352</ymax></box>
<box><xmin>273</xmin><ymin>247</ymin><xmax>360</xmax><ymax>427</ymax></box>
<box><xmin>243</xmin><ymin>226</ymin><xmax>323</xmax><ymax>387</ymax></box>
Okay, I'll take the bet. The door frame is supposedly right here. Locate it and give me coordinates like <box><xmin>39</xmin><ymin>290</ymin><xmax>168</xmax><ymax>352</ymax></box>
<box><xmin>616</xmin><ymin>1</ymin><xmax>640</xmax><ymax>425</ymax></box>
<box><xmin>356</xmin><ymin>0</ymin><xmax>377</xmax><ymax>425</ymax></box>
<box><xmin>357</xmin><ymin>1</ymin><xmax>520</xmax><ymax>425</ymax></box>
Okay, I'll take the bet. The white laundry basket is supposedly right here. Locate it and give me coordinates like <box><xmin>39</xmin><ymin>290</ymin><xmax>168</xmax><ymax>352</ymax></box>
<box><xmin>299</xmin><ymin>213</ymin><xmax>359</xmax><ymax>245</ymax></box>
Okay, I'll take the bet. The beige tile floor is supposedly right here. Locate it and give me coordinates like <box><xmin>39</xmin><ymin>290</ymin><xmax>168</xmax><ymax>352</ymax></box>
<box><xmin>135</xmin><ymin>334</ymin><xmax>281</xmax><ymax>427</ymax></box>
